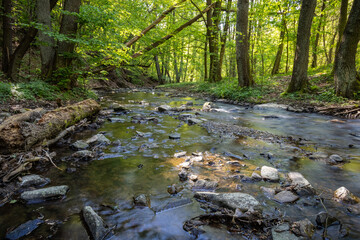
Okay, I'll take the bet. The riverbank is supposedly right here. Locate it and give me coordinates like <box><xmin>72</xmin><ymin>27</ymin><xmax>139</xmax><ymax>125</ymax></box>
<box><xmin>157</xmin><ymin>74</ymin><xmax>360</xmax><ymax>119</ymax></box>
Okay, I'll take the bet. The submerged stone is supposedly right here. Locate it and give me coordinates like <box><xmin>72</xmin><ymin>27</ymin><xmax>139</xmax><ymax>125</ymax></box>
<box><xmin>5</xmin><ymin>219</ymin><xmax>44</xmax><ymax>240</ymax></box>
<box><xmin>20</xmin><ymin>174</ymin><xmax>50</xmax><ymax>188</ymax></box>
<box><xmin>194</xmin><ymin>192</ymin><xmax>259</xmax><ymax>212</ymax></box>
<box><xmin>291</xmin><ymin>218</ymin><xmax>315</xmax><ymax>238</ymax></box>
<box><xmin>86</xmin><ymin>134</ymin><xmax>111</xmax><ymax>145</ymax></box>
<box><xmin>71</xmin><ymin>140</ymin><xmax>89</xmax><ymax>150</ymax></box>
<box><xmin>82</xmin><ymin>206</ymin><xmax>108</xmax><ymax>240</ymax></box>
<box><xmin>169</xmin><ymin>133</ymin><xmax>181</xmax><ymax>139</ymax></box>
<box><xmin>20</xmin><ymin>185</ymin><xmax>69</xmax><ymax>201</ymax></box>
<box><xmin>158</xmin><ymin>105</ymin><xmax>172</xmax><ymax>112</ymax></box>
<box><xmin>274</xmin><ymin>191</ymin><xmax>299</xmax><ymax>203</ymax></box>
<box><xmin>193</xmin><ymin>179</ymin><xmax>218</xmax><ymax>191</ymax></box>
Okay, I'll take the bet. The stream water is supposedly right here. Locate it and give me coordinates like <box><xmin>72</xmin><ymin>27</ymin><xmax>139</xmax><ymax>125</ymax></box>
<box><xmin>1</xmin><ymin>89</ymin><xmax>360</xmax><ymax>239</ymax></box>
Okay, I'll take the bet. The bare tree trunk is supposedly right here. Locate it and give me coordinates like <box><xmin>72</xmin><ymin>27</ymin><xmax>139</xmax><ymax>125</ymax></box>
<box><xmin>218</xmin><ymin>0</ymin><xmax>232</xmax><ymax>80</ymax></box>
<box><xmin>271</xmin><ymin>17</ymin><xmax>286</xmax><ymax>75</ymax></box>
<box><xmin>311</xmin><ymin>0</ymin><xmax>326</xmax><ymax>69</ymax></box>
<box><xmin>204</xmin><ymin>41</ymin><xmax>208</xmax><ymax>80</ymax></box>
<box><xmin>236</xmin><ymin>0</ymin><xmax>253</xmax><ymax>87</ymax></box>
<box><xmin>335</xmin><ymin>0</ymin><xmax>349</xmax><ymax>55</ymax></box>
<box><xmin>334</xmin><ymin>0</ymin><xmax>360</xmax><ymax>98</ymax></box>
<box><xmin>2</xmin><ymin>0</ymin><xmax>13</xmax><ymax>74</ymax></box>
<box><xmin>287</xmin><ymin>0</ymin><xmax>317</xmax><ymax>93</ymax></box>
<box><xmin>36</xmin><ymin>0</ymin><xmax>55</xmax><ymax>78</ymax></box>
<box><xmin>208</xmin><ymin>0</ymin><xmax>222</xmax><ymax>82</ymax></box>
<box><xmin>154</xmin><ymin>55</ymin><xmax>163</xmax><ymax>84</ymax></box>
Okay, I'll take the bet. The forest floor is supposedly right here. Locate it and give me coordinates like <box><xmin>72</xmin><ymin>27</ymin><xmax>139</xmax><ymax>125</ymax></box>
<box><xmin>158</xmin><ymin>73</ymin><xmax>360</xmax><ymax>119</ymax></box>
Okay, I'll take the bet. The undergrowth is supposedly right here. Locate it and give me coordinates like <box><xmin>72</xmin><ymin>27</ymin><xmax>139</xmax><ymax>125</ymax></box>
<box><xmin>0</xmin><ymin>80</ymin><xmax>97</xmax><ymax>103</ymax></box>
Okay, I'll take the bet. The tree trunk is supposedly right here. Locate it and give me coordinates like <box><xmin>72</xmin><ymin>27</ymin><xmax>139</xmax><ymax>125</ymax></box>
<box><xmin>36</xmin><ymin>0</ymin><xmax>56</xmax><ymax>78</ymax></box>
<box><xmin>218</xmin><ymin>0</ymin><xmax>232</xmax><ymax>80</ymax></box>
<box><xmin>2</xmin><ymin>0</ymin><xmax>13</xmax><ymax>74</ymax></box>
<box><xmin>0</xmin><ymin>99</ymin><xmax>100</xmax><ymax>154</ymax></box>
<box><xmin>236</xmin><ymin>0</ymin><xmax>253</xmax><ymax>87</ymax></box>
<box><xmin>154</xmin><ymin>55</ymin><xmax>163</xmax><ymax>84</ymax></box>
<box><xmin>334</xmin><ymin>0</ymin><xmax>360</xmax><ymax>98</ymax></box>
<box><xmin>208</xmin><ymin>0</ymin><xmax>222</xmax><ymax>83</ymax></box>
<box><xmin>55</xmin><ymin>0</ymin><xmax>81</xmax><ymax>71</ymax></box>
<box><xmin>311</xmin><ymin>0</ymin><xmax>326</xmax><ymax>69</ymax></box>
<box><xmin>271</xmin><ymin>17</ymin><xmax>286</xmax><ymax>75</ymax></box>
<box><xmin>287</xmin><ymin>0</ymin><xmax>317</xmax><ymax>93</ymax></box>
<box><xmin>335</xmin><ymin>0</ymin><xmax>349</xmax><ymax>55</ymax></box>
<box><xmin>6</xmin><ymin>0</ymin><xmax>58</xmax><ymax>80</ymax></box>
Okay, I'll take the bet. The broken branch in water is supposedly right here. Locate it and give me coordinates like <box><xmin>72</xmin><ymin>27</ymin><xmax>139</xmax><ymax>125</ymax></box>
<box><xmin>43</xmin><ymin>150</ymin><xmax>63</xmax><ymax>171</ymax></box>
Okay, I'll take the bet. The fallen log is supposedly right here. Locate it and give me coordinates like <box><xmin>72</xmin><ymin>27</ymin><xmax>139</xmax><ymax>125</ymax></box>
<box><xmin>0</xmin><ymin>99</ymin><xmax>100</xmax><ymax>154</ymax></box>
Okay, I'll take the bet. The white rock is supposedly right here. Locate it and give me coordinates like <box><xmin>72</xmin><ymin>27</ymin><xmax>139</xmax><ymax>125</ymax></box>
<box><xmin>261</xmin><ymin>166</ymin><xmax>279</xmax><ymax>181</ymax></box>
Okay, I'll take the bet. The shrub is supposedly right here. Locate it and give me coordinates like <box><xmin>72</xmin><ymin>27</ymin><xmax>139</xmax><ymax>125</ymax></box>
<box><xmin>0</xmin><ymin>81</ymin><xmax>11</xmax><ymax>101</ymax></box>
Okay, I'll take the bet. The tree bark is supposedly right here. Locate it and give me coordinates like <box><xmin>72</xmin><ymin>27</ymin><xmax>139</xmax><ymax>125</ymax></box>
<box><xmin>0</xmin><ymin>99</ymin><xmax>100</xmax><ymax>154</ymax></box>
<box><xmin>335</xmin><ymin>0</ymin><xmax>349</xmax><ymax>55</ymax></box>
<box><xmin>218</xmin><ymin>0</ymin><xmax>232</xmax><ymax>80</ymax></box>
<box><xmin>287</xmin><ymin>0</ymin><xmax>317</xmax><ymax>93</ymax></box>
<box><xmin>2</xmin><ymin>0</ymin><xmax>13</xmax><ymax>74</ymax></box>
<box><xmin>271</xmin><ymin>17</ymin><xmax>286</xmax><ymax>75</ymax></box>
<box><xmin>236</xmin><ymin>0</ymin><xmax>253</xmax><ymax>87</ymax></box>
<box><xmin>311</xmin><ymin>0</ymin><xmax>326</xmax><ymax>69</ymax></box>
<box><xmin>208</xmin><ymin>0</ymin><xmax>222</xmax><ymax>83</ymax></box>
<box><xmin>55</xmin><ymin>0</ymin><xmax>81</xmax><ymax>70</ymax></box>
<box><xmin>334</xmin><ymin>0</ymin><xmax>360</xmax><ymax>98</ymax></box>
<box><xmin>36</xmin><ymin>0</ymin><xmax>56</xmax><ymax>78</ymax></box>
<box><xmin>154</xmin><ymin>55</ymin><xmax>163</xmax><ymax>84</ymax></box>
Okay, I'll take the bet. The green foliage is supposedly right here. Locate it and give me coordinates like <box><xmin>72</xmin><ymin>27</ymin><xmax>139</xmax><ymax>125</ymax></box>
<box><xmin>0</xmin><ymin>81</ymin><xmax>12</xmax><ymax>102</ymax></box>
<box><xmin>17</xmin><ymin>80</ymin><xmax>61</xmax><ymax>100</ymax></box>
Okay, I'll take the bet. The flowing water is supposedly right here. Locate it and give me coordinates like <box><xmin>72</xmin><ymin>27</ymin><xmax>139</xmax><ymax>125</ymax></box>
<box><xmin>1</xmin><ymin>89</ymin><xmax>360</xmax><ymax>239</ymax></box>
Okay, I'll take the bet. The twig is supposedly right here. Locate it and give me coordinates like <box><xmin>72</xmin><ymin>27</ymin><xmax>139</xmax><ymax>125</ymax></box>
<box><xmin>43</xmin><ymin>150</ymin><xmax>63</xmax><ymax>171</ymax></box>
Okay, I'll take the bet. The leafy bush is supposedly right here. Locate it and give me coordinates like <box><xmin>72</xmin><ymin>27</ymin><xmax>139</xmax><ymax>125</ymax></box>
<box><xmin>17</xmin><ymin>80</ymin><xmax>60</xmax><ymax>100</ymax></box>
<box><xmin>0</xmin><ymin>81</ymin><xmax>11</xmax><ymax>101</ymax></box>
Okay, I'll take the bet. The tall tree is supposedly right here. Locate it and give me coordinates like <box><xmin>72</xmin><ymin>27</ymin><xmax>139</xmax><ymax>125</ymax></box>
<box><xmin>334</xmin><ymin>0</ymin><xmax>360</xmax><ymax>98</ymax></box>
<box><xmin>36</xmin><ymin>0</ymin><xmax>55</xmax><ymax>78</ymax></box>
<box><xmin>2</xmin><ymin>0</ymin><xmax>13</xmax><ymax>74</ymax></box>
<box><xmin>287</xmin><ymin>0</ymin><xmax>317</xmax><ymax>93</ymax></box>
<box><xmin>208</xmin><ymin>0</ymin><xmax>222</xmax><ymax>83</ymax></box>
<box><xmin>311</xmin><ymin>0</ymin><xmax>326</xmax><ymax>69</ymax></box>
<box><xmin>271</xmin><ymin>15</ymin><xmax>286</xmax><ymax>75</ymax></box>
<box><xmin>236</xmin><ymin>0</ymin><xmax>252</xmax><ymax>87</ymax></box>
<box><xmin>218</xmin><ymin>0</ymin><xmax>232</xmax><ymax>80</ymax></box>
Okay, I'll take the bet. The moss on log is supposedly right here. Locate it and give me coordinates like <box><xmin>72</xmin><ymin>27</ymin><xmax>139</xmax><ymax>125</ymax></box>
<box><xmin>0</xmin><ymin>99</ymin><xmax>100</xmax><ymax>153</ymax></box>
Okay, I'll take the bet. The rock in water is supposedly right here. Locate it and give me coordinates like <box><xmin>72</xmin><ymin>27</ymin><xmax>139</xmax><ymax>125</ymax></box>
<box><xmin>334</xmin><ymin>186</ymin><xmax>359</xmax><ymax>204</ymax></box>
<box><xmin>271</xmin><ymin>223</ymin><xmax>299</xmax><ymax>240</ymax></box>
<box><xmin>20</xmin><ymin>174</ymin><xmax>50</xmax><ymax>187</ymax></box>
<box><xmin>328</xmin><ymin>154</ymin><xmax>344</xmax><ymax>164</ymax></box>
<box><xmin>134</xmin><ymin>194</ymin><xmax>149</xmax><ymax>207</ymax></box>
<box><xmin>261</xmin><ymin>166</ymin><xmax>279</xmax><ymax>181</ymax></box>
<box><xmin>291</xmin><ymin>218</ymin><xmax>315</xmax><ymax>238</ymax></box>
<box><xmin>5</xmin><ymin>219</ymin><xmax>44</xmax><ymax>240</ymax></box>
<box><xmin>193</xmin><ymin>179</ymin><xmax>218</xmax><ymax>191</ymax></box>
<box><xmin>71</xmin><ymin>140</ymin><xmax>89</xmax><ymax>150</ymax></box>
<box><xmin>72</xmin><ymin>150</ymin><xmax>94</xmax><ymax>161</ymax></box>
<box><xmin>82</xmin><ymin>206</ymin><xmax>108</xmax><ymax>240</ymax></box>
<box><xmin>21</xmin><ymin>185</ymin><xmax>69</xmax><ymax>201</ymax></box>
<box><xmin>174</xmin><ymin>151</ymin><xmax>187</xmax><ymax>158</ymax></box>
<box><xmin>202</xmin><ymin>102</ymin><xmax>213</xmax><ymax>112</ymax></box>
<box><xmin>274</xmin><ymin>191</ymin><xmax>299</xmax><ymax>203</ymax></box>
<box><xmin>86</xmin><ymin>134</ymin><xmax>111</xmax><ymax>145</ymax></box>
<box><xmin>158</xmin><ymin>105</ymin><xmax>172</xmax><ymax>112</ymax></box>
<box><xmin>194</xmin><ymin>192</ymin><xmax>259</xmax><ymax>212</ymax></box>
<box><xmin>287</xmin><ymin>172</ymin><xmax>315</xmax><ymax>196</ymax></box>
<box><xmin>169</xmin><ymin>133</ymin><xmax>181</xmax><ymax>139</ymax></box>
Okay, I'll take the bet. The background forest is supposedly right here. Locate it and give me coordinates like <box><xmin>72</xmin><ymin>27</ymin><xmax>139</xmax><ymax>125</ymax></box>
<box><xmin>0</xmin><ymin>0</ymin><xmax>359</xmax><ymax>103</ymax></box>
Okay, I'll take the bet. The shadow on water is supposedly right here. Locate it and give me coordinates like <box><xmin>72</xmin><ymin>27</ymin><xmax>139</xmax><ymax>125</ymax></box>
<box><xmin>1</xmin><ymin>90</ymin><xmax>360</xmax><ymax>239</ymax></box>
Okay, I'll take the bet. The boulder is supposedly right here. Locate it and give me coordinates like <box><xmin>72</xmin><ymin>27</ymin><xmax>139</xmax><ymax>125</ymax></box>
<box><xmin>158</xmin><ymin>105</ymin><xmax>172</xmax><ymax>112</ymax></box>
<box><xmin>274</xmin><ymin>191</ymin><xmax>299</xmax><ymax>203</ymax></box>
<box><xmin>193</xmin><ymin>179</ymin><xmax>218</xmax><ymax>191</ymax></box>
<box><xmin>291</xmin><ymin>218</ymin><xmax>315</xmax><ymax>238</ymax></box>
<box><xmin>20</xmin><ymin>174</ymin><xmax>50</xmax><ymax>188</ymax></box>
<box><xmin>86</xmin><ymin>134</ymin><xmax>111</xmax><ymax>145</ymax></box>
<box><xmin>71</xmin><ymin>140</ymin><xmax>89</xmax><ymax>150</ymax></box>
<box><xmin>328</xmin><ymin>154</ymin><xmax>344</xmax><ymax>164</ymax></box>
<box><xmin>251</xmin><ymin>172</ymin><xmax>262</xmax><ymax>181</ymax></box>
<box><xmin>272</xmin><ymin>223</ymin><xmax>299</xmax><ymax>240</ymax></box>
<box><xmin>194</xmin><ymin>192</ymin><xmax>259</xmax><ymax>212</ymax></box>
<box><xmin>261</xmin><ymin>166</ymin><xmax>279</xmax><ymax>181</ymax></box>
<box><xmin>334</xmin><ymin>186</ymin><xmax>359</xmax><ymax>204</ymax></box>
<box><xmin>202</xmin><ymin>102</ymin><xmax>213</xmax><ymax>112</ymax></box>
<box><xmin>21</xmin><ymin>185</ymin><xmax>69</xmax><ymax>201</ymax></box>
<box><xmin>188</xmin><ymin>118</ymin><xmax>203</xmax><ymax>125</ymax></box>
<box><xmin>82</xmin><ymin>206</ymin><xmax>108</xmax><ymax>240</ymax></box>
<box><xmin>167</xmin><ymin>184</ymin><xmax>184</xmax><ymax>195</ymax></box>
<box><xmin>72</xmin><ymin>150</ymin><xmax>94</xmax><ymax>160</ymax></box>
<box><xmin>287</xmin><ymin>172</ymin><xmax>315</xmax><ymax>196</ymax></box>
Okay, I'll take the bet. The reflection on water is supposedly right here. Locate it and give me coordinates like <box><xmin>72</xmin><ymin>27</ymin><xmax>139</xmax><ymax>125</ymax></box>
<box><xmin>1</xmin><ymin>90</ymin><xmax>360</xmax><ymax>239</ymax></box>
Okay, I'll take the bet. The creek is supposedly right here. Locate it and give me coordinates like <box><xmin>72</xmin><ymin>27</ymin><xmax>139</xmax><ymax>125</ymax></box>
<box><xmin>1</xmin><ymin>89</ymin><xmax>360</xmax><ymax>239</ymax></box>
